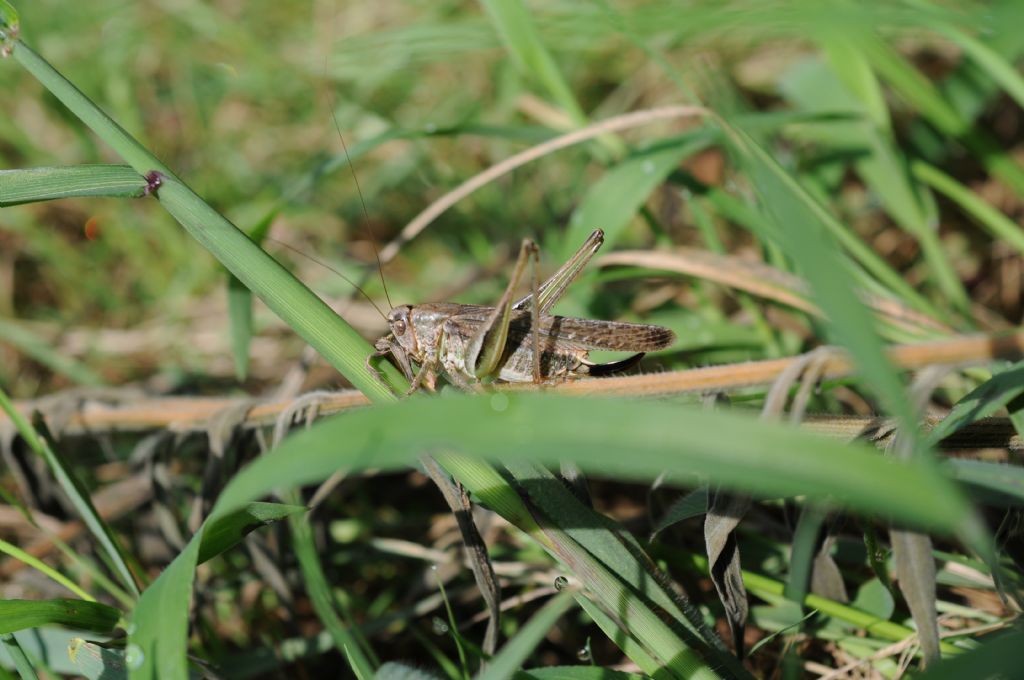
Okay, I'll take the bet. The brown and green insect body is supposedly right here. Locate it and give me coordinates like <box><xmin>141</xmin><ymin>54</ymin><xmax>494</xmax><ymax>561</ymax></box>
<box><xmin>370</xmin><ymin>230</ymin><xmax>675</xmax><ymax>392</ymax></box>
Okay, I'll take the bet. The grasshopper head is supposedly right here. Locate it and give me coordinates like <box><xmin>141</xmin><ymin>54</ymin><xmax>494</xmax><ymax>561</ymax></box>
<box><xmin>386</xmin><ymin>305</ymin><xmax>418</xmax><ymax>356</ymax></box>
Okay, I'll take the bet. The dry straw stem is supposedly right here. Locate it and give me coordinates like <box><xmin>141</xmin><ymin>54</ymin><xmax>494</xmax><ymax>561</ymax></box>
<box><xmin>4</xmin><ymin>329</ymin><xmax>1022</xmax><ymax>440</ymax></box>
<box><xmin>379</xmin><ymin>105</ymin><xmax>709</xmax><ymax>262</ymax></box>
<box><xmin>600</xmin><ymin>250</ymin><xmax>950</xmax><ymax>334</ymax></box>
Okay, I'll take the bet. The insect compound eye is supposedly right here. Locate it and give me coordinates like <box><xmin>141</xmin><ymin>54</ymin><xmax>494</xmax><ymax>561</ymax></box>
<box><xmin>393</xmin><ymin>319</ymin><xmax>407</xmax><ymax>336</ymax></box>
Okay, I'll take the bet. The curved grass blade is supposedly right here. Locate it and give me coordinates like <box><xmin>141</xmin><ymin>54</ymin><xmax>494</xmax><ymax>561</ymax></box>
<box><xmin>1</xmin><ymin>634</ymin><xmax>38</xmax><ymax>680</ymax></box>
<box><xmin>0</xmin><ymin>165</ymin><xmax>149</xmax><ymax>207</ymax></box>
<box><xmin>912</xmin><ymin>161</ymin><xmax>1024</xmax><ymax>255</ymax></box>
<box><xmin>195</xmin><ymin>502</ymin><xmax>305</xmax><ymax>565</ymax></box>
<box><xmin>926</xmin><ymin>362</ymin><xmax>1024</xmax><ymax>446</ymax></box>
<box><xmin>0</xmin><ymin>388</ymin><xmax>140</xmax><ymax>599</ymax></box>
<box><xmin>0</xmin><ymin>600</ymin><xmax>120</xmax><ymax>636</ymax></box>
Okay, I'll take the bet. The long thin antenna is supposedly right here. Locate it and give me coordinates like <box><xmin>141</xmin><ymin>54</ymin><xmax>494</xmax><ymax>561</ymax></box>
<box><xmin>327</xmin><ymin>98</ymin><xmax>394</xmax><ymax>311</ymax></box>
<box><xmin>267</xmin><ymin>237</ymin><xmax>388</xmax><ymax>321</ymax></box>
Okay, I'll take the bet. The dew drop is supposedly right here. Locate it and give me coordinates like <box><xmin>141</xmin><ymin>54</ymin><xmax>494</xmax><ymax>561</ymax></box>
<box><xmin>125</xmin><ymin>644</ymin><xmax>145</xmax><ymax>670</ymax></box>
<box><xmin>125</xmin><ymin>622</ymin><xmax>137</xmax><ymax>635</ymax></box>
<box><xmin>577</xmin><ymin>647</ymin><xmax>591</xmax><ymax>661</ymax></box>
<box><xmin>424</xmin><ymin>122</ymin><xmax>437</xmax><ymax>133</ymax></box>
<box><xmin>432</xmin><ymin>616</ymin><xmax>450</xmax><ymax>635</ymax></box>
<box><xmin>430</xmin><ymin>564</ymin><xmax>438</xmax><ymax>571</ymax></box>
<box><xmin>553</xmin><ymin>575</ymin><xmax>569</xmax><ymax>591</ymax></box>
<box><xmin>642</xmin><ymin>160</ymin><xmax>655</xmax><ymax>174</ymax></box>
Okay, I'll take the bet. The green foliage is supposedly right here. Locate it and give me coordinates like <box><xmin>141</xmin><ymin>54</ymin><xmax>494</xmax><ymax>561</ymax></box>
<box><xmin>1</xmin><ymin>1</ymin><xmax>1023</xmax><ymax>678</ymax></box>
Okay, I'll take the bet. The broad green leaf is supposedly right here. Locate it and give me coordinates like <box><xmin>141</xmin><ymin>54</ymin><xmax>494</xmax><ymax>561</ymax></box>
<box><xmin>0</xmin><ymin>166</ymin><xmax>149</xmax><ymax>207</ymax></box>
<box><xmin>127</xmin><ymin>534</ymin><xmax>201</xmax><ymax>680</ymax></box>
<box><xmin>477</xmin><ymin>593</ymin><xmax>574</xmax><ymax>680</ymax></box>
<box><xmin>850</xmin><ymin>578</ymin><xmax>894</xmax><ymax>620</ymax></box>
<box><xmin>927</xmin><ymin>362</ymin><xmax>1024</xmax><ymax>445</ymax></box>
<box><xmin>0</xmin><ymin>600</ymin><xmax>119</xmax><ymax>636</ymax></box>
<box><xmin>196</xmin><ymin>502</ymin><xmax>306</xmax><ymax>564</ymax></box>
<box><xmin>563</xmin><ymin>134</ymin><xmax>712</xmax><ymax>260</ymax></box>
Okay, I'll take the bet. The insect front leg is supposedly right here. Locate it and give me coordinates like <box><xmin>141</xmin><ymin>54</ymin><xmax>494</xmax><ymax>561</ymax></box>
<box><xmin>464</xmin><ymin>239</ymin><xmax>542</xmax><ymax>382</ymax></box>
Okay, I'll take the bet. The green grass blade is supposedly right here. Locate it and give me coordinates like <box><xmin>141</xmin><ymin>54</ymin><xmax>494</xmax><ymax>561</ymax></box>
<box><xmin>0</xmin><ymin>165</ymin><xmax>149</xmax><ymax>207</ymax></box>
<box><xmin>227</xmin><ymin>213</ymin><xmax>276</xmax><ymax>381</ymax></box>
<box><xmin>195</xmin><ymin>502</ymin><xmax>306</xmax><ymax>564</ymax></box>
<box><xmin>0</xmin><ymin>387</ymin><xmax>140</xmax><ymax>599</ymax></box>
<box><xmin>0</xmin><ymin>600</ymin><xmax>120</xmax><ymax>636</ymax></box>
<box><xmin>863</xmin><ymin>33</ymin><xmax>1024</xmax><ymax>195</ymax></box>
<box><xmin>514</xmin><ymin>669</ymin><xmax>645</xmax><ymax>680</ymax></box>
<box><xmin>926</xmin><ymin>362</ymin><xmax>1024</xmax><ymax>446</ymax></box>
<box><xmin>912</xmin><ymin>161</ymin><xmax>1024</xmax><ymax>256</ymax></box>
<box><xmin>217</xmin><ymin>393</ymin><xmax>970</xmax><ymax>546</ymax></box>
<box><xmin>476</xmin><ymin>592</ymin><xmax>574</xmax><ymax>680</ymax></box>
<box><xmin>8</xmin><ymin>38</ymin><xmax>404</xmax><ymax>400</ymax></box>
<box><xmin>126</xmin><ymin>534</ymin><xmax>201</xmax><ymax>680</ymax></box>
<box><xmin>945</xmin><ymin>459</ymin><xmax>1024</xmax><ymax>503</ymax></box>
<box><xmin>0</xmin><ymin>319</ymin><xmax>105</xmax><ymax>387</ymax></box>
<box><xmin>721</xmin><ymin>123</ymin><xmax>920</xmax><ymax>432</ymax></box>
<box><xmin>478</xmin><ymin>0</ymin><xmax>586</xmax><ymax>128</ymax></box>
<box><xmin>939</xmin><ymin>25</ymin><xmax>1024</xmax><ymax>113</ymax></box>
<box><xmin>0</xmin><ymin>538</ymin><xmax>94</xmax><ymax>602</ymax></box>
<box><xmin>0</xmin><ymin>634</ymin><xmax>37</xmax><ymax>680</ymax></box>
<box><xmin>562</xmin><ymin>133</ymin><xmax>712</xmax><ymax>261</ymax></box>
<box><xmin>289</xmin><ymin>510</ymin><xmax>376</xmax><ymax>679</ymax></box>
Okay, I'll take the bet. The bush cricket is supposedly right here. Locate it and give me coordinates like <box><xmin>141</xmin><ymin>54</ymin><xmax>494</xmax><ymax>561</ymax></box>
<box><xmin>368</xmin><ymin>229</ymin><xmax>675</xmax><ymax>392</ymax></box>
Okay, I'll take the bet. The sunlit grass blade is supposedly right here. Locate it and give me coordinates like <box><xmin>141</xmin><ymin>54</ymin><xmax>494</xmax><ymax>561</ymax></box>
<box><xmin>945</xmin><ymin>459</ymin><xmax>1024</xmax><ymax>503</ymax></box>
<box><xmin>476</xmin><ymin>592</ymin><xmax>574</xmax><ymax>680</ymax></box>
<box><xmin>0</xmin><ymin>600</ymin><xmax>120</xmax><ymax>636</ymax></box>
<box><xmin>8</xmin><ymin>38</ymin><xmax>404</xmax><ymax>400</ymax></box>
<box><xmin>0</xmin><ymin>538</ymin><xmax>94</xmax><ymax>602</ymax></box>
<box><xmin>0</xmin><ymin>165</ymin><xmax>149</xmax><ymax>207</ymax></box>
<box><xmin>0</xmin><ymin>387</ymin><xmax>139</xmax><ymax>599</ymax></box>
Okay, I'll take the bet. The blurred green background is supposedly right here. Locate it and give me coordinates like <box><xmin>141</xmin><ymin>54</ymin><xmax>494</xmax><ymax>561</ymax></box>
<box><xmin>3</xmin><ymin>0</ymin><xmax>1019</xmax><ymax>398</ymax></box>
